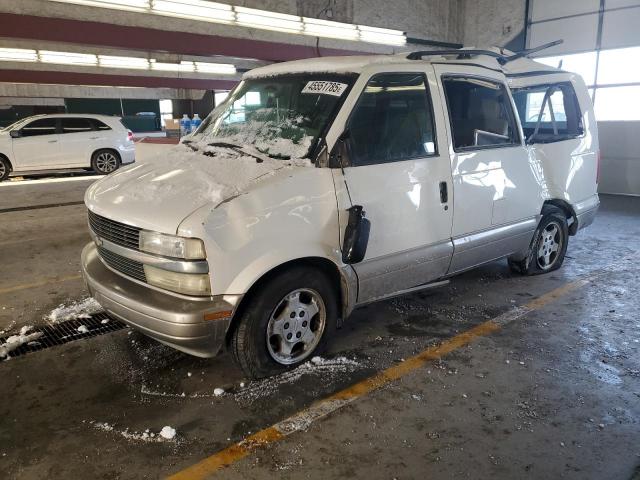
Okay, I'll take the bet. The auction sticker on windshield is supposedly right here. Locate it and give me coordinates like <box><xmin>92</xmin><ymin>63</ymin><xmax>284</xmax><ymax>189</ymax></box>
<box><xmin>302</xmin><ymin>81</ymin><xmax>348</xmax><ymax>97</ymax></box>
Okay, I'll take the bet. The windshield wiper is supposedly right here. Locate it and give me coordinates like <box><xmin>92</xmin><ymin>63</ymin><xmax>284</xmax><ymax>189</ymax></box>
<box><xmin>207</xmin><ymin>142</ymin><xmax>269</xmax><ymax>163</ymax></box>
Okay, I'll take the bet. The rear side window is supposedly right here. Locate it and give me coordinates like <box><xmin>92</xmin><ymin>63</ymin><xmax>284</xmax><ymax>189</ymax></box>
<box><xmin>92</xmin><ymin>119</ymin><xmax>112</xmax><ymax>131</ymax></box>
<box><xmin>442</xmin><ymin>77</ymin><xmax>519</xmax><ymax>150</ymax></box>
<box><xmin>20</xmin><ymin>118</ymin><xmax>57</xmax><ymax>137</ymax></box>
<box><xmin>61</xmin><ymin>118</ymin><xmax>94</xmax><ymax>133</ymax></box>
<box><xmin>347</xmin><ymin>73</ymin><xmax>437</xmax><ymax>166</ymax></box>
<box><xmin>512</xmin><ymin>83</ymin><xmax>583</xmax><ymax>143</ymax></box>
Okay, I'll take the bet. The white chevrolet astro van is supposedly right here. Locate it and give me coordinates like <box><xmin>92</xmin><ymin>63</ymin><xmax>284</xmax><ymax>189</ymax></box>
<box><xmin>82</xmin><ymin>47</ymin><xmax>599</xmax><ymax>378</ymax></box>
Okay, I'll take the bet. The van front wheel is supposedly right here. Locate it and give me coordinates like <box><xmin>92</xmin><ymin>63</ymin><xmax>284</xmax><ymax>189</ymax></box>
<box><xmin>231</xmin><ymin>266</ymin><xmax>338</xmax><ymax>379</ymax></box>
<box><xmin>508</xmin><ymin>206</ymin><xmax>569</xmax><ymax>275</ymax></box>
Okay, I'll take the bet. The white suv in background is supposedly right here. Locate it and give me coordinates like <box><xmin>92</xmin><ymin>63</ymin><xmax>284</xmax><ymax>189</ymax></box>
<box><xmin>0</xmin><ymin>114</ymin><xmax>135</xmax><ymax>181</ymax></box>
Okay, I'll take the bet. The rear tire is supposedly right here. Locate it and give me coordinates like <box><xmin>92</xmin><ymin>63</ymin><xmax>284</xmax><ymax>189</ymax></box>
<box><xmin>91</xmin><ymin>149</ymin><xmax>120</xmax><ymax>175</ymax></box>
<box><xmin>231</xmin><ymin>266</ymin><xmax>338</xmax><ymax>379</ymax></box>
<box><xmin>0</xmin><ymin>156</ymin><xmax>10</xmax><ymax>181</ymax></box>
<box><xmin>509</xmin><ymin>206</ymin><xmax>569</xmax><ymax>275</ymax></box>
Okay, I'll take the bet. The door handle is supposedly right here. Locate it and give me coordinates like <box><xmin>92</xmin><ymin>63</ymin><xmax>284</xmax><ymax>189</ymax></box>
<box><xmin>48</xmin><ymin>140</ymin><xmax>58</xmax><ymax>143</ymax></box>
<box><xmin>439</xmin><ymin>181</ymin><xmax>448</xmax><ymax>203</ymax></box>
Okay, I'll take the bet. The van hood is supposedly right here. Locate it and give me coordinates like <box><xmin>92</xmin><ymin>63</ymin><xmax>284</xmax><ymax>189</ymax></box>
<box><xmin>85</xmin><ymin>145</ymin><xmax>312</xmax><ymax>234</ymax></box>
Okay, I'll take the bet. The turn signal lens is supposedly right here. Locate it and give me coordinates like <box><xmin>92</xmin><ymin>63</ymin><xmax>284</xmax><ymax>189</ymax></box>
<box><xmin>139</xmin><ymin>231</ymin><xmax>206</xmax><ymax>259</ymax></box>
<box><xmin>144</xmin><ymin>265</ymin><xmax>211</xmax><ymax>296</ymax></box>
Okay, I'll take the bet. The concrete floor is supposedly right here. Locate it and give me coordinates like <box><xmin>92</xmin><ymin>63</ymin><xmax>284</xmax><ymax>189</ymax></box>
<box><xmin>0</xmin><ymin>158</ymin><xmax>639</xmax><ymax>479</ymax></box>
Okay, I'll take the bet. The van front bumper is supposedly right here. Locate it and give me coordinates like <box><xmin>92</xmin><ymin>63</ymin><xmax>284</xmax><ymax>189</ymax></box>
<box><xmin>81</xmin><ymin>242</ymin><xmax>241</xmax><ymax>357</ymax></box>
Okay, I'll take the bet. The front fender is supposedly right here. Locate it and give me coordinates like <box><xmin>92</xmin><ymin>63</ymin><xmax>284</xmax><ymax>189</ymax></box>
<box><xmin>178</xmin><ymin>166</ymin><xmax>343</xmax><ymax>296</ymax></box>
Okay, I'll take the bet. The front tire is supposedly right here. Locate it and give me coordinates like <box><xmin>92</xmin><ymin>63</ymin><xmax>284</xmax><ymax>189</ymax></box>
<box><xmin>231</xmin><ymin>266</ymin><xmax>338</xmax><ymax>379</ymax></box>
<box><xmin>91</xmin><ymin>149</ymin><xmax>120</xmax><ymax>175</ymax></box>
<box><xmin>509</xmin><ymin>206</ymin><xmax>569</xmax><ymax>275</ymax></box>
<box><xmin>0</xmin><ymin>157</ymin><xmax>10</xmax><ymax>181</ymax></box>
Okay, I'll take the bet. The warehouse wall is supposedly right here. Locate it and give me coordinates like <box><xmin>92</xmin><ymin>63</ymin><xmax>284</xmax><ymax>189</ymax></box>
<box><xmin>597</xmin><ymin>122</ymin><xmax>640</xmax><ymax>196</ymax></box>
<box><xmin>462</xmin><ymin>0</ymin><xmax>526</xmax><ymax>49</ymax></box>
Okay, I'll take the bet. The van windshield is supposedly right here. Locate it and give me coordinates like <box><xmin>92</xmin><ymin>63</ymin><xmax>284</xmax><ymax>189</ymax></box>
<box><xmin>190</xmin><ymin>74</ymin><xmax>355</xmax><ymax>160</ymax></box>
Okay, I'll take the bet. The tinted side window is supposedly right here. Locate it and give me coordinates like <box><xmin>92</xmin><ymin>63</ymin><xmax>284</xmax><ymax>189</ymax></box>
<box><xmin>92</xmin><ymin>119</ymin><xmax>112</xmax><ymax>131</ymax></box>
<box><xmin>442</xmin><ymin>77</ymin><xmax>519</xmax><ymax>150</ymax></box>
<box><xmin>21</xmin><ymin>118</ymin><xmax>57</xmax><ymax>137</ymax></box>
<box><xmin>61</xmin><ymin>118</ymin><xmax>94</xmax><ymax>134</ymax></box>
<box><xmin>347</xmin><ymin>73</ymin><xmax>436</xmax><ymax>166</ymax></box>
<box><xmin>512</xmin><ymin>83</ymin><xmax>583</xmax><ymax>143</ymax></box>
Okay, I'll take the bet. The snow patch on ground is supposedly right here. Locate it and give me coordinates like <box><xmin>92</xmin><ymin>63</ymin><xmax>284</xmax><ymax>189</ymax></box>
<box><xmin>91</xmin><ymin>421</ymin><xmax>177</xmax><ymax>443</ymax></box>
<box><xmin>0</xmin><ymin>326</ymin><xmax>43</xmax><ymax>358</ymax></box>
<box><xmin>46</xmin><ymin>298</ymin><xmax>103</xmax><ymax>323</ymax></box>
<box><xmin>235</xmin><ymin>356</ymin><xmax>361</xmax><ymax>406</ymax></box>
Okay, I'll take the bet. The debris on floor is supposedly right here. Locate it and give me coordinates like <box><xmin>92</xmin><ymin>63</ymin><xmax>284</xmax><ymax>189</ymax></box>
<box><xmin>0</xmin><ymin>326</ymin><xmax>43</xmax><ymax>358</ymax></box>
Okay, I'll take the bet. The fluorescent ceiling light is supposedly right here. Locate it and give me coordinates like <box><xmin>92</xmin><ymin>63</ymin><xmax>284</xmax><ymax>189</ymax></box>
<box><xmin>234</xmin><ymin>6</ymin><xmax>302</xmax><ymax>33</ymax></box>
<box><xmin>194</xmin><ymin>62</ymin><xmax>236</xmax><ymax>74</ymax></box>
<box><xmin>152</xmin><ymin>0</ymin><xmax>234</xmax><ymax>23</ymax></box>
<box><xmin>303</xmin><ymin>17</ymin><xmax>359</xmax><ymax>41</ymax></box>
<box><xmin>39</xmin><ymin>50</ymin><xmax>98</xmax><ymax>65</ymax></box>
<box><xmin>0</xmin><ymin>48</ymin><xmax>38</xmax><ymax>62</ymax></box>
<box><xmin>47</xmin><ymin>0</ymin><xmax>407</xmax><ymax>46</ymax></box>
<box><xmin>150</xmin><ymin>60</ymin><xmax>195</xmax><ymax>72</ymax></box>
<box><xmin>49</xmin><ymin>0</ymin><xmax>150</xmax><ymax>12</ymax></box>
<box><xmin>358</xmin><ymin>25</ymin><xmax>406</xmax><ymax>46</ymax></box>
<box><xmin>0</xmin><ymin>47</ymin><xmax>236</xmax><ymax>76</ymax></box>
<box><xmin>98</xmin><ymin>55</ymin><xmax>150</xmax><ymax>69</ymax></box>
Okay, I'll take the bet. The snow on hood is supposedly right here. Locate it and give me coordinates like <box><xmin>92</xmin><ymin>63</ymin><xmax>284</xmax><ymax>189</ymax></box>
<box><xmin>85</xmin><ymin>145</ymin><xmax>312</xmax><ymax>234</ymax></box>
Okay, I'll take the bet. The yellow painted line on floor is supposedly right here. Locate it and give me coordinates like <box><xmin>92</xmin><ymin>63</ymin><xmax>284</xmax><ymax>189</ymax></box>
<box><xmin>168</xmin><ymin>269</ymin><xmax>605</xmax><ymax>480</ymax></box>
<box><xmin>0</xmin><ymin>274</ymin><xmax>83</xmax><ymax>295</ymax></box>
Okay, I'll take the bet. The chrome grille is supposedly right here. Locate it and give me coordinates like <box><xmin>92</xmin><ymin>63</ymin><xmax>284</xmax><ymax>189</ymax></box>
<box><xmin>97</xmin><ymin>246</ymin><xmax>147</xmax><ymax>283</ymax></box>
<box><xmin>88</xmin><ymin>210</ymin><xmax>140</xmax><ymax>251</ymax></box>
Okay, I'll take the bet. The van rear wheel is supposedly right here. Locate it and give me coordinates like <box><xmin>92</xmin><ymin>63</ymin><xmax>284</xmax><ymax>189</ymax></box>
<box><xmin>508</xmin><ymin>206</ymin><xmax>568</xmax><ymax>275</ymax></box>
<box><xmin>230</xmin><ymin>266</ymin><xmax>338</xmax><ymax>379</ymax></box>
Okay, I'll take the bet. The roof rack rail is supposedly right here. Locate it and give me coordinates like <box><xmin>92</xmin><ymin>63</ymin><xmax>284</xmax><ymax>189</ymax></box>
<box><xmin>406</xmin><ymin>40</ymin><xmax>563</xmax><ymax>66</ymax></box>
<box><xmin>406</xmin><ymin>49</ymin><xmax>504</xmax><ymax>61</ymax></box>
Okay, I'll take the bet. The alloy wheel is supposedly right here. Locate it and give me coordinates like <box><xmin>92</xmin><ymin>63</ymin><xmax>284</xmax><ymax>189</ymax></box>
<box><xmin>95</xmin><ymin>152</ymin><xmax>118</xmax><ymax>173</ymax></box>
<box><xmin>536</xmin><ymin>221</ymin><xmax>563</xmax><ymax>270</ymax></box>
<box><xmin>266</xmin><ymin>288</ymin><xmax>326</xmax><ymax>365</ymax></box>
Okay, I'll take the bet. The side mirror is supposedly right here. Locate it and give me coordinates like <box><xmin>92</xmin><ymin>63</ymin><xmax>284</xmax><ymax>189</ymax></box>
<box><xmin>9</xmin><ymin>130</ymin><xmax>20</xmax><ymax>138</ymax></box>
<box><xmin>329</xmin><ymin>129</ymin><xmax>351</xmax><ymax>168</ymax></box>
<box><xmin>342</xmin><ymin>205</ymin><xmax>370</xmax><ymax>264</ymax></box>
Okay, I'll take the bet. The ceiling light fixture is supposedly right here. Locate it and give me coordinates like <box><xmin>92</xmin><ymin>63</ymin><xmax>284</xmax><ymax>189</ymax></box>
<box><xmin>0</xmin><ymin>48</ymin><xmax>38</xmax><ymax>62</ymax></box>
<box><xmin>46</xmin><ymin>0</ymin><xmax>406</xmax><ymax>46</ymax></box>
<box><xmin>39</xmin><ymin>50</ymin><xmax>98</xmax><ymax>65</ymax></box>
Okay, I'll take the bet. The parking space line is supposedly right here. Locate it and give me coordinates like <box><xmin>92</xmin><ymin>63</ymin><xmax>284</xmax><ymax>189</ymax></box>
<box><xmin>0</xmin><ymin>274</ymin><xmax>83</xmax><ymax>295</ymax></box>
<box><xmin>168</xmin><ymin>267</ymin><xmax>609</xmax><ymax>480</ymax></box>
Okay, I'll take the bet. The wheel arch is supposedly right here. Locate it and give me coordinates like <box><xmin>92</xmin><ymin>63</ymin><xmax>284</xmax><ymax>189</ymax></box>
<box><xmin>91</xmin><ymin>147</ymin><xmax>121</xmax><ymax>162</ymax></box>
<box><xmin>542</xmin><ymin>199</ymin><xmax>578</xmax><ymax>235</ymax></box>
<box><xmin>225</xmin><ymin>256</ymin><xmax>351</xmax><ymax>347</ymax></box>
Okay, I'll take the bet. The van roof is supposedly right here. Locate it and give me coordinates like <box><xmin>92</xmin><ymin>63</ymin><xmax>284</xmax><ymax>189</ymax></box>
<box><xmin>244</xmin><ymin>48</ymin><xmax>564</xmax><ymax>80</ymax></box>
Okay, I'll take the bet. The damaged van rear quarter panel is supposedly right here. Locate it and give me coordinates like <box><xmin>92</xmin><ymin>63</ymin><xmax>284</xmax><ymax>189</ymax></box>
<box><xmin>177</xmin><ymin>166</ymin><xmax>343</xmax><ymax>296</ymax></box>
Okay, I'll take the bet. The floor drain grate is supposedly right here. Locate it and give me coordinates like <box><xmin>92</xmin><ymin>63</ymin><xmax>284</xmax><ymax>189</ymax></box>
<box><xmin>0</xmin><ymin>312</ymin><xmax>127</xmax><ymax>359</ymax></box>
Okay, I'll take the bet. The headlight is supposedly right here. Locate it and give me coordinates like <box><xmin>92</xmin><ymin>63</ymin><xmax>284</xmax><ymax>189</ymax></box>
<box><xmin>139</xmin><ymin>231</ymin><xmax>206</xmax><ymax>259</ymax></box>
<box><xmin>144</xmin><ymin>265</ymin><xmax>211</xmax><ymax>296</ymax></box>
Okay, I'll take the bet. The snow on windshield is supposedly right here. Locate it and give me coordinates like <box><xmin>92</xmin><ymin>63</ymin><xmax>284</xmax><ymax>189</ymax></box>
<box><xmin>195</xmin><ymin>109</ymin><xmax>313</xmax><ymax>160</ymax></box>
<box><xmin>190</xmin><ymin>75</ymin><xmax>353</xmax><ymax>160</ymax></box>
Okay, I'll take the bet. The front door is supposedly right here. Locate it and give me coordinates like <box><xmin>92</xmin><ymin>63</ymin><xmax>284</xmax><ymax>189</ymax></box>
<box><xmin>12</xmin><ymin>117</ymin><xmax>61</xmax><ymax>170</ymax></box>
<box><xmin>333</xmin><ymin>69</ymin><xmax>454</xmax><ymax>303</ymax></box>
